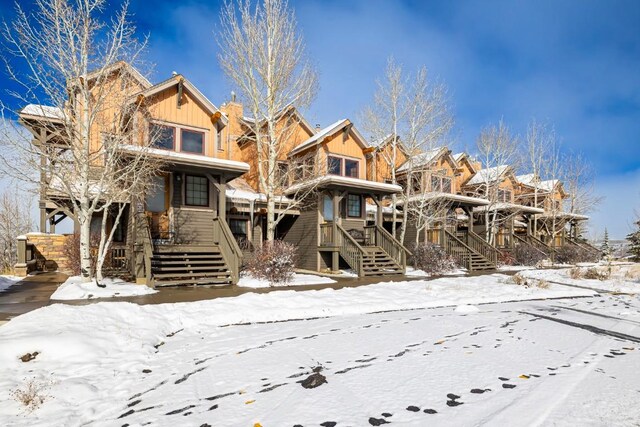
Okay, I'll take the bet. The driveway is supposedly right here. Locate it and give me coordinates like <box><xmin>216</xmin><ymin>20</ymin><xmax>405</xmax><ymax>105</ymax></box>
<box><xmin>0</xmin><ymin>272</ymin><xmax>67</xmax><ymax>322</ymax></box>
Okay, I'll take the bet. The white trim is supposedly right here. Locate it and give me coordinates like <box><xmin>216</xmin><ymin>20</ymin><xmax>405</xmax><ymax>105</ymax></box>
<box><xmin>285</xmin><ymin>175</ymin><xmax>402</xmax><ymax>195</ymax></box>
<box><xmin>119</xmin><ymin>145</ymin><xmax>249</xmax><ymax>173</ymax></box>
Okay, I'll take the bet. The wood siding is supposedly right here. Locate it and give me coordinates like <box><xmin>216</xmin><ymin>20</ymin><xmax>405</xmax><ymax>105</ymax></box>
<box><xmin>282</xmin><ymin>205</ymin><xmax>319</xmax><ymax>271</ymax></box>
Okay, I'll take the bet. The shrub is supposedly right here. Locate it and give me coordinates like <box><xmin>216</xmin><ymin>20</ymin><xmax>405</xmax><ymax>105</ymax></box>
<box><xmin>10</xmin><ymin>378</ymin><xmax>51</xmax><ymax>413</ymax></box>
<box><xmin>411</xmin><ymin>243</ymin><xmax>458</xmax><ymax>275</ymax></box>
<box><xmin>569</xmin><ymin>267</ymin><xmax>582</xmax><ymax>279</ymax></box>
<box><xmin>583</xmin><ymin>267</ymin><xmax>609</xmax><ymax>281</ymax></box>
<box><xmin>513</xmin><ymin>245</ymin><xmax>547</xmax><ymax>266</ymax></box>
<box><xmin>554</xmin><ymin>245</ymin><xmax>600</xmax><ymax>264</ymax></box>
<box><xmin>497</xmin><ymin>250</ymin><xmax>515</xmax><ymax>267</ymax></box>
<box><xmin>511</xmin><ymin>273</ymin><xmax>549</xmax><ymax>289</ymax></box>
<box><xmin>245</xmin><ymin>240</ymin><xmax>297</xmax><ymax>286</ymax></box>
<box><xmin>63</xmin><ymin>232</ymin><xmax>111</xmax><ymax>276</ymax></box>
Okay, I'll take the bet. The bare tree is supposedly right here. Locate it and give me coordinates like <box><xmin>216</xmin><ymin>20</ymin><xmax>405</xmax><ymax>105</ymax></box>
<box><xmin>0</xmin><ymin>189</ymin><xmax>34</xmax><ymax>273</ymax></box>
<box><xmin>218</xmin><ymin>0</ymin><xmax>318</xmax><ymax>241</ymax></box>
<box><xmin>362</xmin><ymin>58</ymin><xmax>452</xmax><ymax>242</ymax></box>
<box><xmin>562</xmin><ymin>151</ymin><xmax>603</xmax><ymax>238</ymax></box>
<box><xmin>0</xmin><ymin>0</ymin><xmax>161</xmax><ymax>282</ymax></box>
<box><xmin>469</xmin><ymin>120</ymin><xmax>522</xmax><ymax>246</ymax></box>
<box><xmin>403</xmin><ymin>174</ymin><xmax>454</xmax><ymax>246</ymax></box>
<box><xmin>523</xmin><ymin>119</ymin><xmax>555</xmax><ymax>235</ymax></box>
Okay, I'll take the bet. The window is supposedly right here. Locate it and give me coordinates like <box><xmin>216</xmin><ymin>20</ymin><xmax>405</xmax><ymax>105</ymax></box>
<box><xmin>276</xmin><ymin>161</ymin><xmax>289</xmax><ymax>185</ymax></box>
<box><xmin>217</xmin><ymin>127</ymin><xmax>223</xmax><ymax>151</ymax></box>
<box><xmin>328</xmin><ymin>156</ymin><xmax>341</xmax><ymax>175</ymax></box>
<box><xmin>185</xmin><ymin>175</ymin><xmax>208</xmax><ymax>206</ymax></box>
<box><xmin>229</xmin><ymin>218</ymin><xmax>248</xmax><ymax>237</ymax></box>
<box><xmin>151</xmin><ymin>124</ymin><xmax>174</xmax><ymax>150</ymax></box>
<box><xmin>346</xmin><ymin>194</ymin><xmax>362</xmax><ymax>217</ymax></box>
<box><xmin>181</xmin><ymin>129</ymin><xmax>204</xmax><ymax>154</ymax></box>
<box><xmin>430</xmin><ymin>174</ymin><xmax>452</xmax><ymax>193</ymax></box>
<box><xmin>497</xmin><ymin>189</ymin><xmax>512</xmax><ymax>203</ymax></box>
<box><xmin>328</xmin><ymin>155</ymin><xmax>359</xmax><ymax>178</ymax></box>
<box><xmin>344</xmin><ymin>159</ymin><xmax>359</xmax><ymax>178</ymax></box>
<box><xmin>146</xmin><ymin>176</ymin><xmax>166</xmax><ymax>213</ymax></box>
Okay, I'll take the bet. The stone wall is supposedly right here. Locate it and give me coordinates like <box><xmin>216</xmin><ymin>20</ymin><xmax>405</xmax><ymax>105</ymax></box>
<box><xmin>26</xmin><ymin>232</ymin><xmax>73</xmax><ymax>275</ymax></box>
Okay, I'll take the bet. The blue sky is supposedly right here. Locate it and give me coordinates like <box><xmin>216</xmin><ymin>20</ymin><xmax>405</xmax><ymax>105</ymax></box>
<box><xmin>1</xmin><ymin>0</ymin><xmax>639</xmax><ymax>238</ymax></box>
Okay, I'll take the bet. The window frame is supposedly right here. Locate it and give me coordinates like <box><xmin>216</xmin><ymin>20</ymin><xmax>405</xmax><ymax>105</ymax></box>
<box><xmin>346</xmin><ymin>193</ymin><xmax>362</xmax><ymax>218</ymax></box>
<box><xmin>184</xmin><ymin>174</ymin><xmax>209</xmax><ymax>207</ymax></box>
<box><xmin>327</xmin><ymin>156</ymin><xmax>342</xmax><ymax>175</ymax></box>
<box><xmin>180</xmin><ymin>128</ymin><xmax>206</xmax><ymax>155</ymax></box>
<box><xmin>150</xmin><ymin>123</ymin><xmax>175</xmax><ymax>151</ymax></box>
<box><xmin>344</xmin><ymin>158</ymin><xmax>359</xmax><ymax>178</ymax></box>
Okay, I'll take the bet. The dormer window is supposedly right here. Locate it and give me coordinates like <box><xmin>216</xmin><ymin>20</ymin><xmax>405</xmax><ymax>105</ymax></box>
<box><xmin>151</xmin><ymin>124</ymin><xmax>175</xmax><ymax>150</ymax></box>
<box><xmin>327</xmin><ymin>155</ymin><xmax>359</xmax><ymax>178</ymax></box>
<box><xmin>181</xmin><ymin>129</ymin><xmax>204</xmax><ymax>154</ymax></box>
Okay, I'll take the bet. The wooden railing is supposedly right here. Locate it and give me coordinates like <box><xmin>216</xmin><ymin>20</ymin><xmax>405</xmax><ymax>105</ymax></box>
<box><xmin>319</xmin><ymin>223</ymin><xmax>334</xmax><ymax>246</ymax></box>
<box><xmin>467</xmin><ymin>229</ymin><xmax>499</xmax><ymax>265</ymax></box>
<box><xmin>335</xmin><ymin>223</ymin><xmax>365</xmax><ymax>276</ymax></box>
<box><xmin>522</xmin><ymin>233</ymin><xmax>555</xmax><ymax>255</ymax></box>
<box><xmin>142</xmin><ymin>218</ymin><xmax>154</xmax><ymax>287</ymax></box>
<box><xmin>364</xmin><ymin>225</ymin><xmax>412</xmax><ymax>272</ymax></box>
<box><xmin>456</xmin><ymin>229</ymin><xmax>499</xmax><ymax>265</ymax></box>
<box><xmin>108</xmin><ymin>246</ymin><xmax>130</xmax><ymax>272</ymax></box>
<box><xmin>567</xmin><ymin>237</ymin><xmax>601</xmax><ymax>258</ymax></box>
<box><xmin>443</xmin><ymin>229</ymin><xmax>473</xmax><ymax>270</ymax></box>
<box><xmin>213</xmin><ymin>217</ymin><xmax>243</xmax><ymax>285</ymax></box>
<box><xmin>514</xmin><ymin>234</ymin><xmax>548</xmax><ymax>258</ymax></box>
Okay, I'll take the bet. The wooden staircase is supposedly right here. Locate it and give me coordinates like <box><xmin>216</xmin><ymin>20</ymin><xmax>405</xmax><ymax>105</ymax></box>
<box><xmin>515</xmin><ymin>233</ymin><xmax>555</xmax><ymax>257</ymax></box>
<box><xmin>444</xmin><ymin>230</ymin><xmax>496</xmax><ymax>271</ymax></box>
<box><xmin>361</xmin><ymin>246</ymin><xmax>404</xmax><ymax>276</ymax></box>
<box><xmin>151</xmin><ymin>246</ymin><xmax>233</xmax><ymax>287</ymax></box>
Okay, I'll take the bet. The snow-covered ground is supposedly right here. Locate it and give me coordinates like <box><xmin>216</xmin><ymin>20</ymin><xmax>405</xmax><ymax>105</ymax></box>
<box><xmin>405</xmin><ymin>266</ymin><xmax>467</xmax><ymax>277</ymax></box>
<box><xmin>520</xmin><ymin>265</ymin><xmax>640</xmax><ymax>294</ymax></box>
<box><xmin>0</xmin><ymin>289</ymin><xmax>637</xmax><ymax>426</ymax></box>
<box><xmin>237</xmin><ymin>272</ymin><xmax>336</xmax><ymax>288</ymax></box>
<box><xmin>50</xmin><ymin>276</ymin><xmax>157</xmax><ymax>300</ymax></box>
<box><xmin>0</xmin><ymin>275</ymin><xmax>22</xmax><ymax>292</ymax></box>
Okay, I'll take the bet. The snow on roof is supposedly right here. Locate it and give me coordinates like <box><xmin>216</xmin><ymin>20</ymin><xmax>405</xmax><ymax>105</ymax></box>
<box><xmin>453</xmin><ymin>152</ymin><xmax>466</xmax><ymax>161</ymax></box>
<box><xmin>226</xmin><ymin>178</ymin><xmax>293</xmax><ymax>204</ymax></box>
<box><xmin>516</xmin><ymin>173</ymin><xmax>536</xmax><ymax>187</ymax></box>
<box><xmin>370</xmin><ymin>134</ymin><xmax>394</xmax><ymax>148</ymax></box>
<box><xmin>397</xmin><ymin>147</ymin><xmax>446</xmax><ymax>173</ymax></box>
<box><xmin>365</xmin><ymin>203</ymin><xmax>398</xmax><ymax>215</ymax></box>
<box><xmin>538</xmin><ymin>179</ymin><xmax>559</xmax><ymax>192</ymax></box>
<box><xmin>473</xmin><ymin>202</ymin><xmax>544</xmax><ymax>214</ymax></box>
<box><xmin>467</xmin><ymin>165</ymin><xmax>510</xmax><ymax>186</ymax></box>
<box><xmin>289</xmin><ymin>119</ymin><xmax>349</xmax><ymax>156</ymax></box>
<box><xmin>20</xmin><ymin>104</ymin><xmax>64</xmax><ymax>120</ymax></box>
<box><xmin>119</xmin><ymin>145</ymin><xmax>249</xmax><ymax>173</ymax></box>
<box><xmin>539</xmin><ymin>211</ymin><xmax>588</xmax><ymax>220</ymax></box>
<box><xmin>397</xmin><ymin>192</ymin><xmax>490</xmax><ymax>206</ymax></box>
<box><xmin>285</xmin><ymin>175</ymin><xmax>402</xmax><ymax>195</ymax></box>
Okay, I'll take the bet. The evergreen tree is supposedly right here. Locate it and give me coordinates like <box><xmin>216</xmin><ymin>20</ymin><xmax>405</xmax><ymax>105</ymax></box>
<box><xmin>627</xmin><ymin>220</ymin><xmax>640</xmax><ymax>261</ymax></box>
<box><xmin>601</xmin><ymin>228</ymin><xmax>611</xmax><ymax>257</ymax></box>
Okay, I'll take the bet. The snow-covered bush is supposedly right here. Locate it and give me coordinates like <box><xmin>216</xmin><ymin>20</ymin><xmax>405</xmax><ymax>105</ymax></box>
<box><xmin>10</xmin><ymin>377</ymin><xmax>51</xmax><ymax>413</ymax></box>
<box><xmin>583</xmin><ymin>267</ymin><xmax>609</xmax><ymax>281</ymax></box>
<box><xmin>555</xmin><ymin>245</ymin><xmax>599</xmax><ymax>264</ymax></box>
<box><xmin>411</xmin><ymin>243</ymin><xmax>457</xmax><ymax>275</ymax></box>
<box><xmin>513</xmin><ymin>245</ymin><xmax>546</xmax><ymax>266</ymax></box>
<box><xmin>245</xmin><ymin>240</ymin><xmax>297</xmax><ymax>286</ymax></box>
<box><xmin>511</xmin><ymin>273</ymin><xmax>549</xmax><ymax>289</ymax></box>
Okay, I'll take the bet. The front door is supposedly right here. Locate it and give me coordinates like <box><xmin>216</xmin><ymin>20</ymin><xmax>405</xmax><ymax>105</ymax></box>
<box><xmin>146</xmin><ymin>175</ymin><xmax>171</xmax><ymax>241</ymax></box>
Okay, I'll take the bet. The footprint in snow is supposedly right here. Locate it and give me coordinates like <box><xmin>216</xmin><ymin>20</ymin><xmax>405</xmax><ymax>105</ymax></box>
<box><xmin>447</xmin><ymin>400</ymin><xmax>464</xmax><ymax>407</ymax></box>
<box><xmin>424</xmin><ymin>409</ymin><xmax>437</xmax><ymax>414</ymax></box>
<box><xmin>406</xmin><ymin>406</ymin><xmax>420</xmax><ymax>412</ymax></box>
<box><xmin>470</xmin><ymin>388</ymin><xmax>491</xmax><ymax>394</ymax></box>
<box><xmin>502</xmin><ymin>384</ymin><xmax>517</xmax><ymax>389</ymax></box>
<box><xmin>498</xmin><ymin>377</ymin><xmax>509</xmax><ymax>381</ymax></box>
<box><xmin>368</xmin><ymin>417</ymin><xmax>390</xmax><ymax>425</ymax></box>
<box><xmin>320</xmin><ymin>422</ymin><xmax>337</xmax><ymax>427</ymax></box>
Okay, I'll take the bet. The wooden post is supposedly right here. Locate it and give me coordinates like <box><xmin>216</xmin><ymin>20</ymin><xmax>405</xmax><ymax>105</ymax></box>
<box><xmin>218</xmin><ymin>175</ymin><xmax>226</xmax><ymax>221</ymax></box>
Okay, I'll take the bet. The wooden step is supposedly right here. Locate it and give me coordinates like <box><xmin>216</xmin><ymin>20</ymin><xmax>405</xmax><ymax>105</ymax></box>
<box><xmin>152</xmin><ymin>265</ymin><xmax>229</xmax><ymax>272</ymax></box>
<box><xmin>152</xmin><ymin>254</ymin><xmax>224</xmax><ymax>260</ymax></box>
<box><xmin>154</xmin><ymin>277</ymin><xmax>233</xmax><ymax>287</ymax></box>
<box><xmin>153</xmin><ymin>271</ymin><xmax>231</xmax><ymax>279</ymax></box>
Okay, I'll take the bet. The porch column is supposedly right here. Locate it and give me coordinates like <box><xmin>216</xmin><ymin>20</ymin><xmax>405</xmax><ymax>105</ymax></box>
<box><xmin>331</xmin><ymin>191</ymin><xmax>340</xmax><ymax>273</ymax></box>
<box><xmin>40</xmin><ymin>207</ymin><xmax>47</xmax><ymax>233</ymax></box>
<box><xmin>374</xmin><ymin>195</ymin><xmax>383</xmax><ymax>226</ymax></box>
<box><xmin>218</xmin><ymin>175</ymin><xmax>226</xmax><ymax>221</ymax></box>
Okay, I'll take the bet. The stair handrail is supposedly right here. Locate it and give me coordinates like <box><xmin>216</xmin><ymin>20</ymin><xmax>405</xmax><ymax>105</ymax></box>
<box><xmin>138</xmin><ymin>214</ymin><xmax>154</xmax><ymax>287</ymax></box>
<box><xmin>443</xmin><ymin>229</ymin><xmax>475</xmax><ymax>270</ymax></box>
<box><xmin>567</xmin><ymin>236</ymin><xmax>601</xmax><ymax>258</ymax></box>
<box><xmin>514</xmin><ymin>234</ymin><xmax>548</xmax><ymax>258</ymax></box>
<box><xmin>336</xmin><ymin>223</ymin><xmax>366</xmax><ymax>277</ymax></box>
<box><xmin>364</xmin><ymin>225</ymin><xmax>412</xmax><ymax>272</ymax></box>
<box><xmin>524</xmin><ymin>232</ymin><xmax>556</xmax><ymax>254</ymax></box>
<box><xmin>466</xmin><ymin>229</ymin><xmax>500</xmax><ymax>265</ymax></box>
<box><xmin>213</xmin><ymin>216</ymin><xmax>243</xmax><ymax>284</ymax></box>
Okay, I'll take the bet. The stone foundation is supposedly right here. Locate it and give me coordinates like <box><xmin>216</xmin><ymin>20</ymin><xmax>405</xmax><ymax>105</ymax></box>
<box><xmin>25</xmin><ymin>232</ymin><xmax>73</xmax><ymax>275</ymax></box>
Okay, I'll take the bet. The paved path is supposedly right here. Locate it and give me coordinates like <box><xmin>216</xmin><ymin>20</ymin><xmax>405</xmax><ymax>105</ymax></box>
<box><xmin>0</xmin><ymin>272</ymin><xmax>66</xmax><ymax>322</ymax></box>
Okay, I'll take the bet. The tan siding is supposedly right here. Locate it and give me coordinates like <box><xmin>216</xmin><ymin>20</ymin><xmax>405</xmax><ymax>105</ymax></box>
<box><xmin>173</xmin><ymin>208</ymin><xmax>215</xmax><ymax>244</ymax></box>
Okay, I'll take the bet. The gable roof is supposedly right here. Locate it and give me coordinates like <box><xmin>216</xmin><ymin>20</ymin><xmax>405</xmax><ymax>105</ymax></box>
<box><xmin>396</xmin><ymin>146</ymin><xmax>449</xmax><ymax>173</ymax></box>
<box><xmin>467</xmin><ymin>165</ymin><xmax>512</xmax><ymax>186</ymax></box>
<box><xmin>134</xmin><ymin>74</ymin><xmax>228</xmax><ymax>126</ymax></box>
<box><xmin>288</xmin><ymin>119</ymin><xmax>369</xmax><ymax>157</ymax></box>
<box><xmin>19</xmin><ymin>104</ymin><xmax>64</xmax><ymax>122</ymax></box>
<box><xmin>84</xmin><ymin>61</ymin><xmax>152</xmax><ymax>90</ymax></box>
<box><xmin>453</xmin><ymin>152</ymin><xmax>479</xmax><ymax>174</ymax></box>
<box><xmin>516</xmin><ymin>173</ymin><xmax>537</xmax><ymax>187</ymax></box>
<box><xmin>237</xmin><ymin>105</ymin><xmax>316</xmax><ymax>147</ymax></box>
